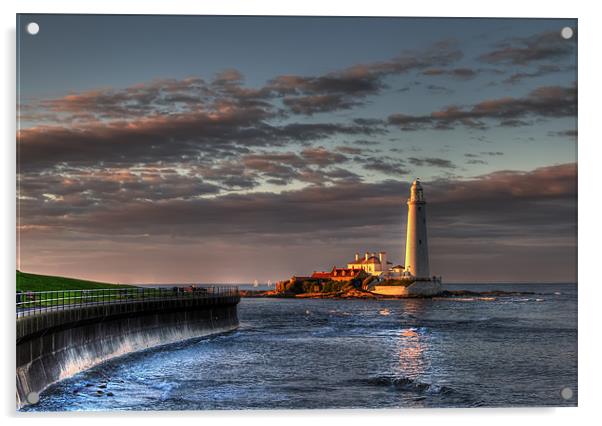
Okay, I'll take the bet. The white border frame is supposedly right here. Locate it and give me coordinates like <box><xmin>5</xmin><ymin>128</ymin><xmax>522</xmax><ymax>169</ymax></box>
<box><xmin>3</xmin><ymin>1</ymin><xmax>599</xmax><ymax>425</ymax></box>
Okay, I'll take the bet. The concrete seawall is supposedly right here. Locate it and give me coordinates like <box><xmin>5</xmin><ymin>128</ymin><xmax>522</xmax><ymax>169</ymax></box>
<box><xmin>16</xmin><ymin>294</ymin><xmax>240</xmax><ymax>408</ymax></box>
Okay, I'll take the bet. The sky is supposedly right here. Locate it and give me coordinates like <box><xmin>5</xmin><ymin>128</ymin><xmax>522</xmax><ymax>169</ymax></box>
<box><xmin>16</xmin><ymin>15</ymin><xmax>577</xmax><ymax>284</ymax></box>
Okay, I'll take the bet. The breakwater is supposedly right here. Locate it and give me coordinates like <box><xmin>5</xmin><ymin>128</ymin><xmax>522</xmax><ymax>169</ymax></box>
<box><xmin>16</xmin><ymin>287</ymin><xmax>240</xmax><ymax>408</ymax></box>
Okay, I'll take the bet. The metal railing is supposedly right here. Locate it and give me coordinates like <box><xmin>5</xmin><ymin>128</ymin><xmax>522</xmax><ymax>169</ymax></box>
<box><xmin>16</xmin><ymin>286</ymin><xmax>239</xmax><ymax>318</ymax></box>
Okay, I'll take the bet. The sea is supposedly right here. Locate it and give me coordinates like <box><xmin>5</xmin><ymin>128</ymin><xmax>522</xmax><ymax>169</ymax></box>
<box><xmin>22</xmin><ymin>283</ymin><xmax>577</xmax><ymax>411</ymax></box>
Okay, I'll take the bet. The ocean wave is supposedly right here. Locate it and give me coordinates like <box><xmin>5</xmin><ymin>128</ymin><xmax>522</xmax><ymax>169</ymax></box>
<box><xmin>328</xmin><ymin>310</ymin><xmax>352</xmax><ymax>316</ymax></box>
<box><xmin>362</xmin><ymin>375</ymin><xmax>456</xmax><ymax>395</ymax></box>
<box><xmin>360</xmin><ymin>375</ymin><xmax>484</xmax><ymax>407</ymax></box>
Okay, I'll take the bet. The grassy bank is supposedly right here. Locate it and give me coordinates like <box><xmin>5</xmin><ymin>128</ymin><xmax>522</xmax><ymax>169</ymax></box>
<box><xmin>16</xmin><ymin>270</ymin><xmax>137</xmax><ymax>292</ymax></box>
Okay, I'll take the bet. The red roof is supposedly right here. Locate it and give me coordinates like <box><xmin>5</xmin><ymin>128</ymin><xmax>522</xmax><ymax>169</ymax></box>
<box><xmin>311</xmin><ymin>271</ymin><xmax>332</xmax><ymax>279</ymax></box>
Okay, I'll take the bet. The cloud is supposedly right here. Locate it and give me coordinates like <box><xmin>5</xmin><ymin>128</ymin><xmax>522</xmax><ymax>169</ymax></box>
<box><xmin>462</xmin><ymin>151</ymin><xmax>504</xmax><ymax>165</ymax></box>
<box><xmin>300</xmin><ymin>146</ymin><xmax>348</xmax><ymax>166</ymax></box>
<box><xmin>425</xmin><ymin>84</ymin><xmax>454</xmax><ymax>95</ymax></box>
<box><xmin>21</xmin><ymin>39</ymin><xmax>464</xmax><ymax>124</ymax></box>
<box><xmin>17</xmin><ymin>39</ymin><xmax>469</xmax><ymax>178</ymax></box>
<box><xmin>238</xmin><ymin>147</ymin><xmax>354</xmax><ymax>185</ymax></box>
<box><xmin>498</xmin><ymin>118</ymin><xmax>530</xmax><ymax>127</ymax></box>
<box><xmin>19</xmin><ymin>145</ymin><xmax>362</xmax><ymax>212</ymax></box>
<box><xmin>388</xmin><ymin>84</ymin><xmax>576</xmax><ymax>130</ymax></box>
<box><xmin>43</xmin><ymin>165</ymin><xmax>578</xmax><ymax>231</ymax></box>
<box><xmin>18</xmin><ymin>107</ymin><xmax>266</xmax><ymax>171</ymax></box>
<box><xmin>276</xmin><ymin>120</ymin><xmax>386</xmax><ymax>141</ymax></box>
<box><xmin>335</xmin><ymin>146</ymin><xmax>364</xmax><ymax>155</ymax></box>
<box><xmin>35</xmin><ymin>77</ymin><xmax>211</xmax><ymax>121</ymax></box>
<box><xmin>265</xmin><ymin>40</ymin><xmax>462</xmax><ymax>114</ymax></box>
<box><xmin>352</xmin><ymin>140</ymin><xmax>381</xmax><ymax>146</ymax></box>
<box><xmin>408</xmin><ymin>157</ymin><xmax>456</xmax><ymax>169</ymax></box>
<box><xmin>361</xmin><ymin>158</ymin><xmax>411</xmax><ymax>176</ymax></box>
<box><xmin>29</xmin><ymin>71</ymin><xmax>281</xmax><ymax>124</ymax></box>
<box><xmin>502</xmin><ymin>64</ymin><xmax>575</xmax><ymax>85</ymax></box>
<box><xmin>548</xmin><ymin>129</ymin><xmax>577</xmax><ymax>138</ymax></box>
<box><xmin>422</xmin><ymin>67</ymin><xmax>478</xmax><ymax>79</ymax></box>
<box><xmin>27</xmin><ymin>163</ymin><xmax>574</xmax><ymax>238</ymax></box>
<box><xmin>18</xmin><ymin>109</ymin><xmax>384</xmax><ymax>173</ymax></box>
<box><xmin>241</xmin><ymin>156</ymin><xmax>301</xmax><ymax>184</ymax></box>
<box><xmin>479</xmin><ymin>30</ymin><xmax>576</xmax><ymax>65</ymax></box>
<box><xmin>282</xmin><ymin>94</ymin><xmax>362</xmax><ymax>115</ymax></box>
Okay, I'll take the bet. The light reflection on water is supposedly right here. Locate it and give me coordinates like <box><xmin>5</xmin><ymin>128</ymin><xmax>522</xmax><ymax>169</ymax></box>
<box><xmin>397</xmin><ymin>327</ymin><xmax>428</xmax><ymax>378</ymax></box>
<box><xmin>23</xmin><ymin>283</ymin><xmax>577</xmax><ymax>411</ymax></box>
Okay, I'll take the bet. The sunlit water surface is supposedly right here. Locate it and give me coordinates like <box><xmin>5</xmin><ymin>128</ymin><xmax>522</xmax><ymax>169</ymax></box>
<box><xmin>23</xmin><ymin>284</ymin><xmax>577</xmax><ymax>411</ymax></box>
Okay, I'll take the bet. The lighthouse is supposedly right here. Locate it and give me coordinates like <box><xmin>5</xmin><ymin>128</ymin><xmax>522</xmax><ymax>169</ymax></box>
<box><xmin>404</xmin><ymin>179</ymin><xmax>430</xmax><ymax>279</ymax></box>
<box><xmin>372</xmin><ymin>178</ymin><xmax>441</xmax><ymax>296</ymax></box>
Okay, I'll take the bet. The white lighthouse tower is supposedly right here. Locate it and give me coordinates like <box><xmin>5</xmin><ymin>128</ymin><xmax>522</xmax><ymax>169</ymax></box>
<box><xmin>372</xmin><ymin>178</ymin><xmax>442</xmax><ymax>296</ymax></box>
<box><xmin>404</xmin><ymin>179</ymin><xmax>430</xmax><ymax>279</ymax></box>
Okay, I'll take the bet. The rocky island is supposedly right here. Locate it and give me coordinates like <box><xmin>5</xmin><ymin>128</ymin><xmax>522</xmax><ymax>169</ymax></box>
<box><xmin>240</xmin><ymin>281</ymin><xmax>537</xmax><ymax>300</ymax></box>
<box><xmin>248</xmin><ymin>179</ymin><xmax>443</xmax><ymax>299</ymax></box>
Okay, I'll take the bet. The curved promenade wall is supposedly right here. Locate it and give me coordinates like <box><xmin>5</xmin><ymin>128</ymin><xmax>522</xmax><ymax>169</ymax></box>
<box><xmin>16</xmin><ymin>294</ymin><xmax>239</xmax><ymax>408</ymax></box>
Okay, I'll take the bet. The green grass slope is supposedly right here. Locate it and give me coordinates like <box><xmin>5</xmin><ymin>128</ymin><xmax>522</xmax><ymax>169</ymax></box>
<box><xmin>16</xmin><ymin>270</ymin><xmax>137</xmax><ymax>292</ymax></box>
